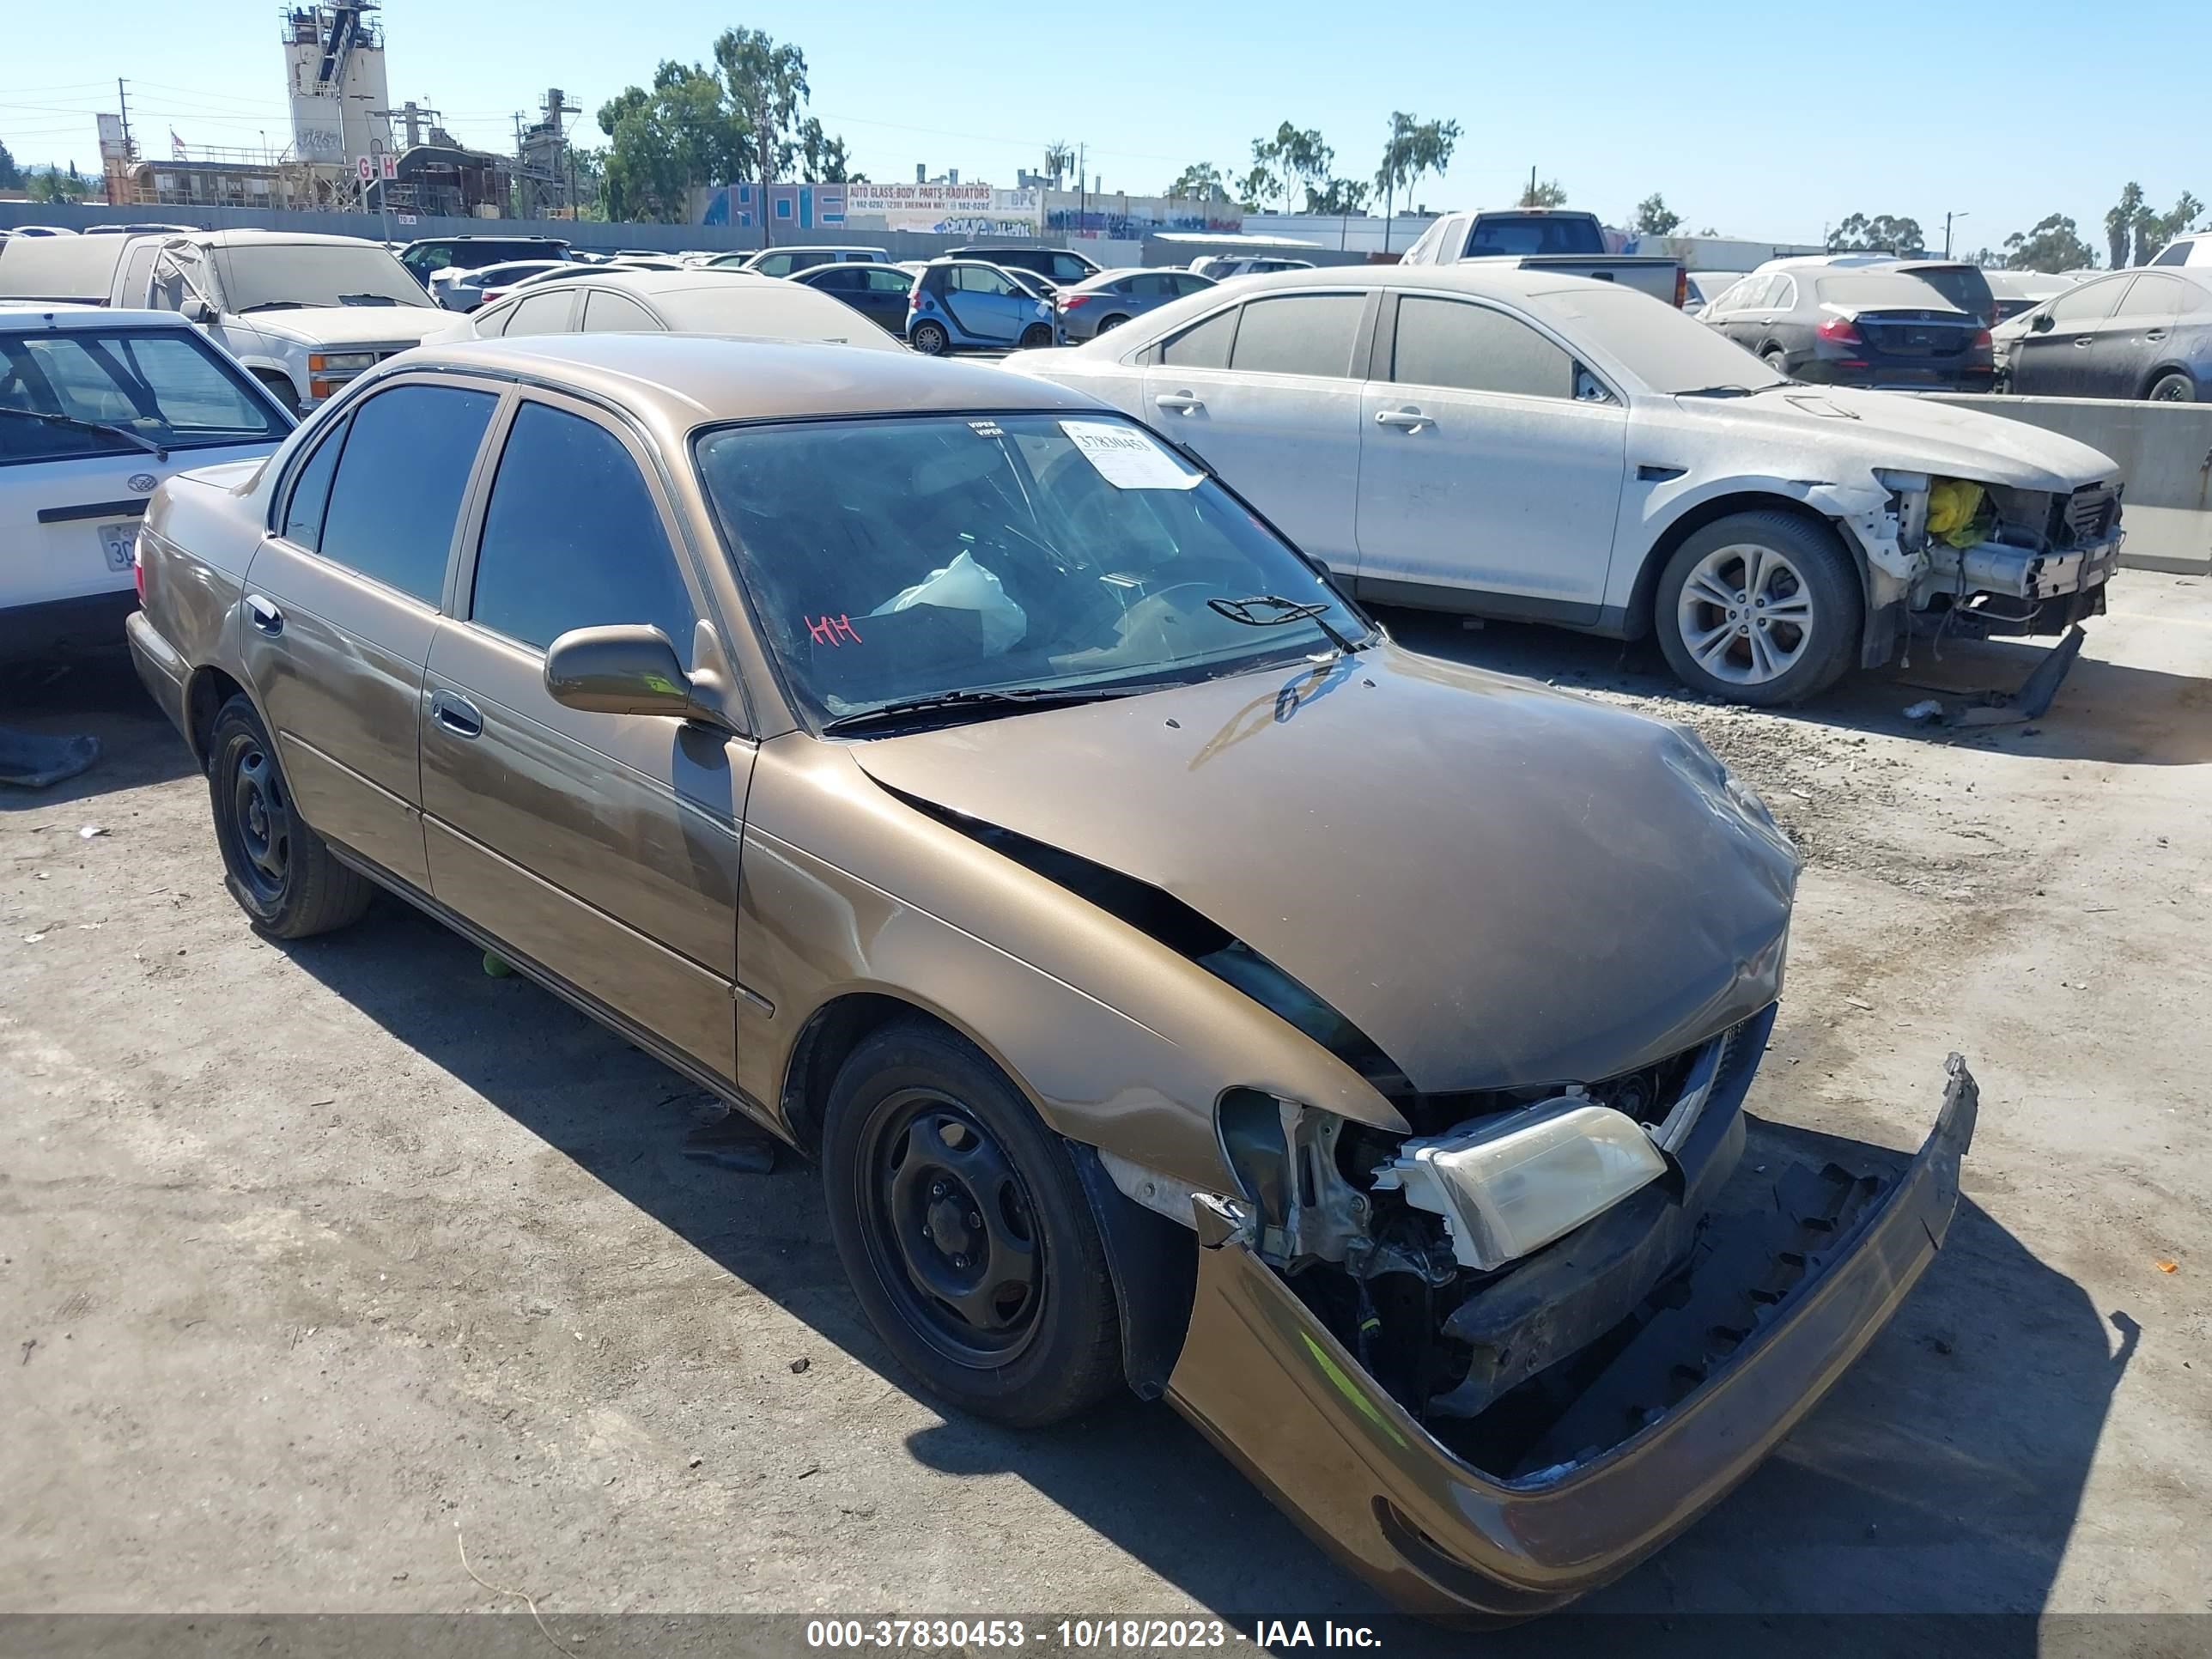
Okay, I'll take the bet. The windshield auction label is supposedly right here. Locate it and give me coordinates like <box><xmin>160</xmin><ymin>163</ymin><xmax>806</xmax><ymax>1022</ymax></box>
<box><xmin>1058</xmin><ymin>420</ymin><xmax>1204</xmax><ymax>491</ymax></box>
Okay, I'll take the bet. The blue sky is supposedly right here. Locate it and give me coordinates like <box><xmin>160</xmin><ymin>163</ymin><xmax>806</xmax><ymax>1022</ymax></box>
<box><xmin>5</xmin><ymin>0</ymin><xmax>2204</xmax><ymax>256</ymax></box>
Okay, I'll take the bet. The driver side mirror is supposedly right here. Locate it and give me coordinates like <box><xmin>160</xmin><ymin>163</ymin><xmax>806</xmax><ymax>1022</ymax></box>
<box><xmin>544</xmin><ymin>624</ymin><xmax>731</xmax><ymax>727</ymax></box>
<box><xmin>179</xmin><ymin>297</ymin><xmax>214</xmax><ymax>324</ymax></box>
<box><xmin>2030</xmin><ymin>311</ymin><xmax>2055</xmax><ymax>333</ymax></box>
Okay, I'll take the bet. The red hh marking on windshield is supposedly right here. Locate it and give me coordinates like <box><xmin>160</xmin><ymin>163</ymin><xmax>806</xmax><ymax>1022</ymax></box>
<box><xmin>807</xmin><ymin>613</ymin><xmax>863</xmax><ymax>646</ymax></box>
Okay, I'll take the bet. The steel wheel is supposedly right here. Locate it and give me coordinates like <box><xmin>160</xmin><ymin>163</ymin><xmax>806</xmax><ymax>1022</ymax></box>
<box><xmin>854</xmin><ymin>1087</ymin><xmax>1042</xmax><ymax>1367</ymax></box>
<box><xmin>227</xmin><ymin>740</ymin><xmax>292</xmax><ymax>906</ymax></box>
<box><xmin>1675</xmin><ymin>542</ymin><xmax>1816</xmax><ymax>689</ymax></box>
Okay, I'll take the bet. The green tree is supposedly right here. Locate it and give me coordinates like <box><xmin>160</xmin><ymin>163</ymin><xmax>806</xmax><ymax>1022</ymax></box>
<box><xmin>0</xmin><ymin>139</ymin><xmax>21</xmax><ymax>190</ymax></box>
<box><xmin>1696</xmin><ymin>225</ymin><xmax>1717</xmax><ymax>237</ymax></box>
<box><xmin>1042</xmin><ymin>143</ymin><xmax>1075</xmax><ymax>190</ymax></box>
<box><xmin>795</xmin><ymin>117</ymin><xmax>859</xmax><ymax>183</ymax></box>
<box><xmin>2104</xmin><ymin>181</ymin><xmax>2144</xmax><ymax>269</ymax></box>
<box><xmin>28</xmin><ymin>167</ymin><xmax>87</xmax><ymax>205</ymax></box>
<box><xmin>1247</xmin><ymin>124</ymin><xmax>1330</xmax><ymax>214</ymax></box>
<box><xmin>1827</xmin><ymin>211</ymin><xmax>1924</xmax><ymax>252</ymax></box>
<box><xmin>1235</xmin><ymin>163</ymin><xmax>1274</xmax><ymax>213</ymax></box>
<box><xmin>2138</xmin><ymin>191</ymin><xmax>2203</xmax><ymax>263</ymax></box>
<box><xmin>1305</xmin><ymin>177</ymin><xmax>1370</xmax><ymax>215</ymax></box>
<box><xmin>1518</xmin><ymin>176</ymin><xmax>1567</xmax><ymax>208</ymax></box>
<box><xmin>714</xmin><ymin>27</ymin><xmax>809</xmax><ymax>242</ymax></box>
<box><xmin>595</xmin><ymin>62</ymin><xmax>746</xmax><ymax>223</ymax></box>
<box><xmin>1633</xmin><ymin>193</ymin><xmax>1681</xmax><ymax>236</ymax></box>
<box><xmin>1166</xmin><ymin>161</ymin><xmax>1226</xmax><ymax>203</ymax></box>
<box><xmin>1374</xmin><ymin>112</ymin><xmax>1459</xmax><ymax>240</ymax></box>
<box><xmin>2002</xmin><ymin>213</ymin><xmax>2096</xmax><ymax>273</ymax></box>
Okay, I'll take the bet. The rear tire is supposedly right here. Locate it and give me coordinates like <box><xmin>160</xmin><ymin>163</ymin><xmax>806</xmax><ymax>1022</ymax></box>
<box><xmin>1096</xmin><ymin>314</ymin><xmax>1129</xmax><ymax>335</ymax></box>
<box><xmin>822</xmin><ymin>1018</ymin><xmax>1121</xmax><ymax>1427</ymax></box>
<box><xmin>909</xmin><ymin>320</ymin><xmax>950</xmax><ymax>356</ymax></box>
<box><xmin>1654</xmin><ymin>512</ymin><xmax>1861</xmax><ymax>707</ymax></box>
<box><xmin>1763</xmin><ymin>349</ymin><xmax>1790</xmax><ymax>378</ymax></box>
<box><xmin>2148</xmin><ymin>371</ymin><xmax>2195</xmax><ymax>403</ymax></box>
<box><xmin>207</xmin><ymin>695</ymin><xmax>372</xmax><ymax>939</ymax></box>
<box><xmin>1018</xmin><ymin>322</ymin><xmax>1054</xmax><ymax>349</ymax></box>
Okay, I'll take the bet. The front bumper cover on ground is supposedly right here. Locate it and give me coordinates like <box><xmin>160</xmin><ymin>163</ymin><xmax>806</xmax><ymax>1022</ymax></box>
<box><xmin>1165</xmin><ymin>1056</ymin><xmax>1978</xmax><ymax>1623</ymax></box>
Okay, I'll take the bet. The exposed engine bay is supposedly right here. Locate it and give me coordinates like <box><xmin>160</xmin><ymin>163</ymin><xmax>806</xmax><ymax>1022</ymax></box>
<box><xmin>1875</xmin><ymin>470</ymin><xmax>2123</xmax><ymax>647</ymax></box>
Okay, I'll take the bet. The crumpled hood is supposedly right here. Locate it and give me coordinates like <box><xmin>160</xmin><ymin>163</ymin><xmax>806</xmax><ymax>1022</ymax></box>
<box><xmin>242</xmin><ymin>306</ymin><xmax>450</xmax><ymax>348</ymax></box>
<box><xmin>849</xmin><ymin>645</ymin><xmax>1801</xmax><ymax>1094</ymax></box>
<box><xmin>1674</xmin><ymin>385</ymin><xmax>2118</xmax><ymax>491</ymax></box>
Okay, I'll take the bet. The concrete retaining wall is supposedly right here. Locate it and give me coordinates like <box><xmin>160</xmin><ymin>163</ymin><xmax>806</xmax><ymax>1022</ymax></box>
<box><xmin>1929</xmin><ymin>394</ymin><xmax>2212</xmax><ymax>575</ymax></box>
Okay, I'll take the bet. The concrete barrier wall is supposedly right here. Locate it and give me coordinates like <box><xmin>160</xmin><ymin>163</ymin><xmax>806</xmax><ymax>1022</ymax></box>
<box><xmin>1929</xmin><ymin>393</ymin><xmax>2212</xmax><ymax>575</ymax></box>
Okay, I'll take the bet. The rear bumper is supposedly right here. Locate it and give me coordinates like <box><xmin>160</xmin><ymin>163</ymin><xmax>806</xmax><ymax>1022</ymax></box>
<box><xmin>1165</xmin><ymin>1056</ymin><xmax>1978</xmax><ymax>1623</ymax></box>
<box><xmin>124</xmin><ymin>607</ymin><xmax>191</xmax><ymax>744</ymax></box>
<box><xmin>0</xmin><ymin>589</ymin><xmax>138</xmax><ymax>663</ymax></box>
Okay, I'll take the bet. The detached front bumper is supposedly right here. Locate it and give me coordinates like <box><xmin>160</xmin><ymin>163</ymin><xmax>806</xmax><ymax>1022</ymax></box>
<box><xmin>1165</xmin><ymin>1056</ymin><xmax>1978</xmax><ymax>1623</ymax></box>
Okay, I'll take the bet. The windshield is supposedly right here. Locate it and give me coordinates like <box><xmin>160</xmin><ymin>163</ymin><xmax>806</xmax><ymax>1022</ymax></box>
<box><xmin>1900</xmin><ymin>265</ymin><xmax>1994</xmax><ymax>321</ymax></box>
<box><xmin>0</xmin><ymin>326</ymin><xmax>291</xmax><ymax>461</ymax></box>
<box><xmin>211</xmin><ymin>243</ymin><xmax>432</xmax><ymax>311</ymax></box>
<box><xmin>1814</xmin><ymin>273</ymin><xmax>1959</xmax><ymax>310</ymax></box>
<box><xmin>1526</xmin><ymin>284</ymin><xmax>1782</xmax><ymax>392</ymax></box>
<box><xmin>694</xmin><ymin>412</ymin><xmax>1370</xmax><ymax>730</ymax></box>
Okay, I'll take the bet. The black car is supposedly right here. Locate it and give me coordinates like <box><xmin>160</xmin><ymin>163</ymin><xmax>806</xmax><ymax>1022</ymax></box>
<box><xmin>1701</xmin><ymin>269</ymin><xmax>1994</xmax><ymax>390</ymax></box>
<box><xmin>1887</xmin><ymin>259</ymin><xmax>1999</xmax><ymax>328</ymax></box>
<box><xmin>1996</xmin><ymin>266</ymin><xmax>2212</xmax><ymax>402</ymax></box>
<box><xmin>946</xmin><ymin>245</ymin><xmax>1103</xmax><ymax>287</ymax></box>
<box><xmin>790</xmin><ymin>261</ymin><xmax>918</xmax><ymax>337</ymax></box>
<box><xmin>397</xmin><ymin>235</ymin><xmax>570</xmax><ymax>288</ymax></box>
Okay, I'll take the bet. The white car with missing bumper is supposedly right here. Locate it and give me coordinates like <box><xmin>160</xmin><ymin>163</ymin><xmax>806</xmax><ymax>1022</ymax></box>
<box><xmin>1</xmin><ymin>304</ymin><xmax>294</xmax><ymax>658</ymax></box>
<box><xmin>1003</xmin><ymin>264</ymin><xmax>2124</xmax><ymax>704</ymax></box>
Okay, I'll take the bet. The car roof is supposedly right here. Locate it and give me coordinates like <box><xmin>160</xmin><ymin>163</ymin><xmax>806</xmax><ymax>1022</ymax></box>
<box><xmin>413</xmin><ymin>332</ymin><xmax>1109</xmax><ymax>426</ymax></box>
<box><xmin>1138</xmin><ymin>263</ymin><xmax>1621</xmax><ymax>301</ymax></box>
<box><xmin>505</xmin><ymin>267</ymin><xmax>780</xmax><ymax>297</ymax></box>
<box><xmin>0</xmin><ymin>231</ymin><xmax>159</xmax><ymax>300</ymax></box>
<box><xmin>0</xmin><ymin>303</ymin><xmax>204</xmax><ymax>333</ymax></box>
<box><xmin>172</xmin><ymin>229</ymin><xmax>391</xmax><ymax>250</ymax></box>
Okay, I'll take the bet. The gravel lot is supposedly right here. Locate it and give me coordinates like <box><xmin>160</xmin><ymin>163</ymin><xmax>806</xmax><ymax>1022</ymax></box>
<box><xmin>3</xmin><ymin>571</ymin><xmax>2209</xmax><ymax>1646</ymax></box>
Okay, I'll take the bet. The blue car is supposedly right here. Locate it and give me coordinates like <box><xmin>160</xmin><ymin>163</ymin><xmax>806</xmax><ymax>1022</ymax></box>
<box><xmin>904</xmin><ymin>259</ymin><xmax>1059</xmax><ymax>355</ymax></box>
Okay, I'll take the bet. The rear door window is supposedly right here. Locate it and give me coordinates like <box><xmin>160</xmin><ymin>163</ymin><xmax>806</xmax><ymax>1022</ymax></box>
<box><xmin>1158</xmin><ymin>307</ymin><xmax>1240</xmax><ymax>368</ymax></box>
<box><xmin>865</xmin><ymin>268</ymin><xmax>913</xmax><ymax>294</ymax></box>
<box><xmin>1226</xmin><ymin>293</ymin><xmax>1364</xmax><ymax>378</ymax></box>
<box><xmin>2115</xmin><ymin>273</ymin><xmax>2189</xmax><ymax>321</ymax></box>
<box><xmin>499</xmin><ymin>289</ymin><xmax>577</xmax><ymax>336</ymax></box>
<box><xmin>316</xmin><ymin>384</ymin><xmax>497</xmax><ymax>604</ymax></box>
<box><xmin>580</xmin><ymin>289</ymin><xmax>659</xmax><ymax>331</ymax></box>
<box><xmin>1390</xmin><ymin>296</ymin><xmax>1574</xmax><ymax>398</ymax></box>
<box><xmin>1048</xmin><ymin>253</ymin><xmax>1094</xmax><ymax>283</ymax></box>
<box><xmin>470</xmin><ymin>401</ymin><xmax>697</xmax><ymax>658</ymax></box>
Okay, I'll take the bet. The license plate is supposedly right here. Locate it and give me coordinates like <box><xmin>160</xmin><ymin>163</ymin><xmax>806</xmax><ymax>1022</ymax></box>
<box><xmin>1906</xmin><ymin>331</ymin><xmax>1931</xmax><ymax>347</ymax></box>
<box><xmin>97</xmin><ymin>521</ymin><xmax>137</xmax><ymax>573</ymax></box>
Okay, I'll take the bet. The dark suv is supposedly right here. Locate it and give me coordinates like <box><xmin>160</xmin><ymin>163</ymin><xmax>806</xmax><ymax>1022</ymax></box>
<box><xmin>946</xmin><ymin>246</ymin><xmax>1103</xmax><ymax>288</ymax></box>
<box><xmin>398</xmin><ymin>236</ymin><xmax>571</xmax><ymax>289</ymax></box>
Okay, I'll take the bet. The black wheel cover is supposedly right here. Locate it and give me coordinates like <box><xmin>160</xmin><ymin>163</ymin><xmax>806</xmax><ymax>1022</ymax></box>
<box><xmin>217</xmin><ymin>734</ymin><xmax>292</xmax><ymax>908</ymax></box>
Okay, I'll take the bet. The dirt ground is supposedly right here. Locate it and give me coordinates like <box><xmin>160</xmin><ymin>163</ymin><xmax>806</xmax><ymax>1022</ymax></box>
<box><xmin>3</xmin><ymin>571</ymin><xmax>2209</xmax><ymax>1646</ymax></box>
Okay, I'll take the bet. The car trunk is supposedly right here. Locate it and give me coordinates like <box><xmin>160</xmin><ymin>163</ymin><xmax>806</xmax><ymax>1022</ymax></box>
<box><xmin>1851</xmin><ymin>307</ymin><xmax>1980</xmax><ymax>362</ymax></box>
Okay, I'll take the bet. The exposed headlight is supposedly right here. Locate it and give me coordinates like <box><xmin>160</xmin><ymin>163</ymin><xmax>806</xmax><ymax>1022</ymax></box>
<box><xmin>307</xmin><ymin>351</ymin><xmax>377</xmax><ymax>373</ymax></box>
<box><xmin>1372</xmin><ymin>1100</ymin><xmax>1668</xmax><ymax>1271</ymax></box>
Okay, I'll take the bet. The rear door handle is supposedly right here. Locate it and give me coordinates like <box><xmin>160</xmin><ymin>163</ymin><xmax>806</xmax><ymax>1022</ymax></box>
<box><xmin>1152</xmin><ymin>392</ymin><xmax>1204</xmax><ymax>413</ymax></box>
<box><xmin>245</xmin><ymin>594</ymin><xmax>283</xmax><ymax>635</ymax></box>
<box><xmin>2073</xmin><ymin>337</ymin><xmax>2094</xmax><ymax>348</ymax></box>
<box><xmin>2143</xmin><ymin>330</ymin><xmax>2168</xmax><ymax>342</ymax></box>
<box><xmin>429</xmin><ymin>690</ymin><xmax>483</xmax><ymax>739</ymax></box>
<box><xmin>1375</xmin><ymin>407</ymin><xmax>1431</xmax><ymax>431</ymax></box>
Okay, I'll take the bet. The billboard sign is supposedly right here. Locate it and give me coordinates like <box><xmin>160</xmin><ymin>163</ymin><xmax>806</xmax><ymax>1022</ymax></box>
<box><xmin>843</xmin><ymin>185</ymin><xmax>1041</xmax><ymax>235</ymax></box>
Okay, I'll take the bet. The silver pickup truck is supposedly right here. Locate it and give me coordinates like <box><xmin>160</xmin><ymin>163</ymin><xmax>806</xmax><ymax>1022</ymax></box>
<box><xmin>1398</xmin><ymin>208</ymin><xmax>1686</xmax><ymax>307</ymax></box>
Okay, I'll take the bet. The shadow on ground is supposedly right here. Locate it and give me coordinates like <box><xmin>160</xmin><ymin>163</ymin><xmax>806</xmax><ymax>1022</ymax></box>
<box><xmin>1375</xmin><ymin>606</ymin><xmax>2212</xmax><ymax>769</ymax></box>
<box><xmin>0</xmin><ymin>650</ymin><xmax>198</xmax><ymax>810</ymax></box>
<box><xmin>276</xmin><ymin>899</ymin><xmax>2130</xmax><ymax>1652</ymax></box>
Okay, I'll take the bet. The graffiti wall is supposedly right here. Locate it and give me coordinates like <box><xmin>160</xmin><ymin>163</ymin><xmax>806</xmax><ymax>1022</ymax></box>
<box><xmin>1043</xmin><ymin>191</ymin><xmax>1243</xmax><ymax>240</ymax></box>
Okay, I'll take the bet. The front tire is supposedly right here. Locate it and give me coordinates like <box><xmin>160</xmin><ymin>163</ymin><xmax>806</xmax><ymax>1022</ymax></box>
<box><xmin>1763</xmin><ymin>348</ymin><xmax>1790</xmax><ymax>378</ymax></box>
<box><xmin>822</xmin><ymin>1019</ymin><xmax>1121</xmax><ymax>1426</ymax></box>
<box><xmin>1019</xmin><ymin>322</ymin><xmax>1055</xmax><ymax>349</ymax></box>
<box><xmin>2148</xmin><ymin>371</ymin><xmax>2195</xmax><ymax>403</ymax></box>
<box><xmin>909</xmin><ymin>320</ymin><xmax>950</xmax><ymax>356</ymax></box>
<box><xmin>208</xmin><ymin>696</ymin><xmax>372</xmax><ymax>938</ymax></box>
<box><xmin>1654</xmin><ymin>512</ymin><xmax>1862</xmax><ymax>706</ymax></box>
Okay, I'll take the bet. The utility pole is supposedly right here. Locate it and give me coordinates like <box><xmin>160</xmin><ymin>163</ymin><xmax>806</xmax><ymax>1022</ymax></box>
<box><xmin>1943</xmin><ymin>210</ymin><xmax>1968</xmax><ymax>258</ymax></box>
<box><xmin>1077</xmin><ymin>141</ymin><xmax>1086</xmax><ymax>230</ymax></box>
<box><xmin>117</xmin><ymin>78</ymin><xmax>133</xmax><ymax>156</ymax></box>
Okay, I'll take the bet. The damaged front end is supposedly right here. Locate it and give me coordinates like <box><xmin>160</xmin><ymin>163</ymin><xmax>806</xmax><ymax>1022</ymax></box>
<box><xmin>1852</xmin><ymin>468</ymin><xmax>2123</xmax><ymax>667</ymax></box>
<box><xmin>1152</xmin><ymin>1020</ymin><xmax>1978</xmax><ymax>1622</ymax></box>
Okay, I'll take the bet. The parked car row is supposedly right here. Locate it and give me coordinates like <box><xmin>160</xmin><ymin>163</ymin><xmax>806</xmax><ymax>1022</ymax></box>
<box><xmin>110</xmin><ymin>316</ymin><xmax>1985</xmax><ymax>1628</ymax></box>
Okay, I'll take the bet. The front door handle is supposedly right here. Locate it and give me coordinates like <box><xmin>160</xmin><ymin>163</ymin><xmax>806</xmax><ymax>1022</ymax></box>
<box><xmin>1152</xmin><ymin>392</ymin><xmax>1204</xmax><ymax>413</ymax></box>
<box><xmin>429</xmin><ymin>690</ymin><xmax>483</xmax><ymax>739</ymax></box>
<box><xmin>2143</xmin><ymin>330</ymin><xmax>2168</xmax><ymax>342</ymax></box>
<box><xmin>245</xmin><ymin>594</ymin><xmax>283</xmax><ymax>635</ymax></box>
<box><xmin>2073</xmin><ymin>337</ymin><xmax>2094</xmax><ymax>348</ymax></box>
<box><xmin>1375</xmin><ymin>407</ymin><xmax>1431</xmax><ymax>431</ymax></box>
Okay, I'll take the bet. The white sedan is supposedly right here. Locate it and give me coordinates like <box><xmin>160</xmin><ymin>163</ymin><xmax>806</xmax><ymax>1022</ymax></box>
<box><xmin>1003</xmin><ymin>264</ymin><xmax>2124</xmax><ymax>703</ymax></box>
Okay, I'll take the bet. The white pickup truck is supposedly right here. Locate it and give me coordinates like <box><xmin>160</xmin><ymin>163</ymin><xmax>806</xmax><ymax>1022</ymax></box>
<box><xmin>1399</xmin><ymin>209</ymin><xmax>1686</xmax><ymax>308</ymax></box>
<box><xmin>0</xmin><ymin>229</ymin><xmax>452</xmax><ymax>412</ymax></box>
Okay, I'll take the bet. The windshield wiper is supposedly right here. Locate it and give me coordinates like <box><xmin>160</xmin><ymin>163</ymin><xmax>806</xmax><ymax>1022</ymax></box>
<box><xmin>1206</xmin><ymin>592</ymin><xmax>1359</xmax><ymax>653</ymax></box>
<box><xmin>1676</xmin><ymin>381</ymin><xmax>1789</xmax><ymax>398</ymax></box>
<box><xmin>0</xmin><ymin>405</ymin><xmax>166</xmax><ymax>459</ymax></box>
<box><xmin>822</xmin><ymin>683</ymin><xmax>1156</xmax><ymax>736</ymax></box>
<box><xmin>336</xmin><ymin>293</ymin><xmax>399</xmax><ymax>307</ymax></box>
<box><xmin>237</xmin><ymin>301</ymin><xmax>305</xmax><ymax>313</ymax></box>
